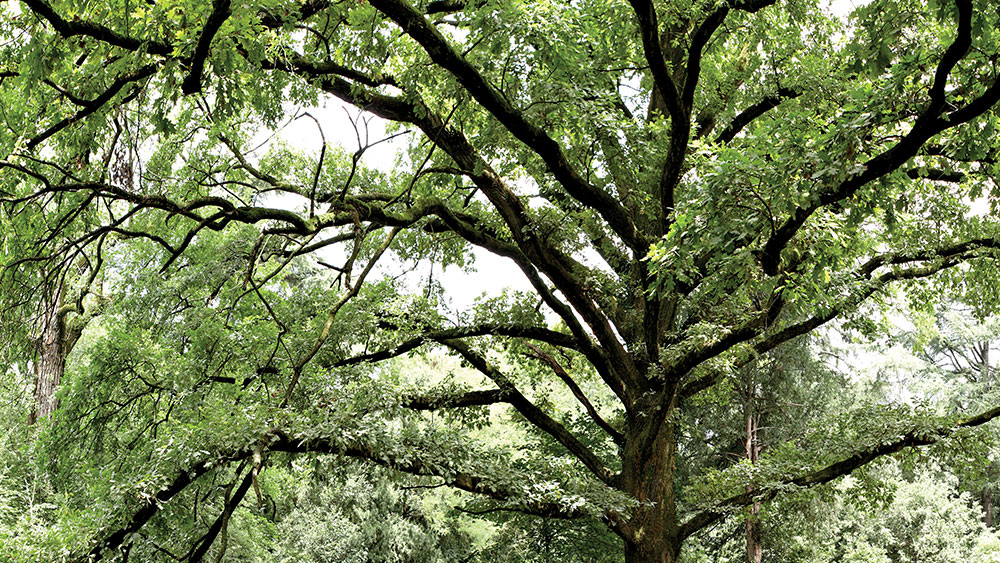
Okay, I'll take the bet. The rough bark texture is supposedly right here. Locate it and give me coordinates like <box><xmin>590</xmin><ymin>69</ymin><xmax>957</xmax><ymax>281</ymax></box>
<box><xmin>621</xmin><ymin>402</ymin><xmax>682</xmax><ymax>563</ymax></box>
<box><xmin>30</xmin><ymin>287</ymin><xmax>67</xmax><ymax>424</ymax></box>
<box><xmin>29</xmin><ymin>285</ymin><xmax>89</xmax><ymax>424</ymax></box>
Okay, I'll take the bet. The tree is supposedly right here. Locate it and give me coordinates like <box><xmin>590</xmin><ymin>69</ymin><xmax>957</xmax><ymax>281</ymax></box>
<box><xmin>897</xmin><ymin>304</ymin><xmax>1000</xmax><ymax>526</ymax></box>
<box><xmin>4</xmin><ymin>0</ymin><xmax>1000</xmax><ymax>561</ymax></box>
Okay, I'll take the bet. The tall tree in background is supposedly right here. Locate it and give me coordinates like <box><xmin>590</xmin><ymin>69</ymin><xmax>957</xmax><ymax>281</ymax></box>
<box><xmin>903</xmin><ymin>306</ymin><xmax>1000</xmax><ymax>527</ymax></box>
<box><xmin>5</xmin><ymin>0</ymin><xmax>1000</xmax><ymax>562</ymax></box>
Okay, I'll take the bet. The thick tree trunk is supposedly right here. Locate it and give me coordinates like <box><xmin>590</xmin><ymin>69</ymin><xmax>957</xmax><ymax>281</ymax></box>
<box><xmin>620</xmin><ymin>406</ymin><xmax>682</xmax><ymax>563</ymax></box>
<box><xmin>30</xmin><ymin>287</ymin><xmax>67</xmax><ymax>424</ymax></box>
<box><xmin>29</xmin><ymin>284</ymin><xmax>89</xmax><ymax>424</ymax></box>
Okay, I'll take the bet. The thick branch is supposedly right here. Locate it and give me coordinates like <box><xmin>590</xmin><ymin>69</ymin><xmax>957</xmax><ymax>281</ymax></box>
<box><xmin>185</xmin><ymin>469</ymin><xmax>253</xmax><ymax>562</ymax></box>
<box><xmin>760</xmin><ymin>0</ymin><xmax>982</xmax><ymax>275</ymax></box>
<box><xmin>181</xmin><ymin>0</ymin><xmax>233</xmax><ymax>95</ymax></box>
<box><xmin>401</xmin><ymin>389</ymin><xmax>505</xmax><ymax>409</ymax></box>
<box><xmin>714</xmin><ymin>87</ymin><xmax>801</xmax><ymax>144</ymax></box>
<box><xmin>904</xmin><ymin>167</ymin><xmax>966</xmax><ymax>183</ymax></box>
<box><xmin>367</xmin><ymin>0</ymin><xmax>643</xmax><ymax>251</ymax></box>
<box><xmin>627</xmin><ymin>0</ymin><xmax>684</xmax><ymax>123</ymax></box>
<box><xmin>80</xmin><ymin>457</ymin><xmax>231</xmax><ymax>562</ymax></box>
<box><xmin>269</xmin><ymin>56</ymin><xmax>639</xmax><ymax>405</ymax></box>
<box><xmin>21</xmin><ymin>0</ymin><xmax>172</xmax><ymax>56</ymax></box>
<box><xmin>27</xmin><ymin>65</ymin><xmax>157</xmax><ymax>150</ymax></box>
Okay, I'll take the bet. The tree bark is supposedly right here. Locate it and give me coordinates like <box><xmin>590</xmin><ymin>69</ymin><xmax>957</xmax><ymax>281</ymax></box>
<box><xmin>983</xmin><ymin>486</ymin><xmax>995</xmax><ymax>528</ymax></box>
<box><xmin>28</xmin><ymin>283</ymin><xmax>91</xmax><ymax>424</ymax></box>
<box><xmin>30</xmin><ymin>286</ymin><xmax>67</xmax><ymax>424</ymax></box>
<box><xmin>620</xmin><ymin>402</ymin><xmax>682</xmax><ymax>563</ymax></box>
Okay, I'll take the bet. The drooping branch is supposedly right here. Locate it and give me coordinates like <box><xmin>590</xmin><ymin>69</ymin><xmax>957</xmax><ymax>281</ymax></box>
<box><xmin>265</xmin><ymin>429</ymin><xmax>591</xmax><ymax>519</ymax></box>
<box><xmin>78</xmin><ymin>422</ymin><xmax>590</xmax><ymax>562</ymax></box>
<box><xmin>26</xmin><ymin>65</ymin><xmax>158</xmax><ymax>150</ymax></box>
<box><xmin>441</xmin><ymin>339</ymin><xmax>617</xmax><ymax>485</ymax></box>
<box><xmin>679</xmin><ymin>402</ymin><xmax>1000</xmax><ymax>540</ymax></box>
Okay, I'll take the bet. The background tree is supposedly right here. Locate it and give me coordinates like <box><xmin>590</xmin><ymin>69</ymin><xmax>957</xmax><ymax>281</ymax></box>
<box><xmin>5</xmin><ymin>0</ymin><xmax>1000</xmax><ymax>562</ymax></box>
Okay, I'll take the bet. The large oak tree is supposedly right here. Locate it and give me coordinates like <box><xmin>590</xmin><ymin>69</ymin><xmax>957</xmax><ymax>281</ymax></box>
<box><xmin>5</xmin><ymin>0</ymin><xmax>1000</xmax><ymax>561</ymax></box>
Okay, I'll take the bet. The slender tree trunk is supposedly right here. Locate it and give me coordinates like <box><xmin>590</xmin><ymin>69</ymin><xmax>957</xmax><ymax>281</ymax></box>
<box><xmin>982</xmin><ymin>342</ymin><xmax>994</xmax><ymax>527</ymax></box>
<box><xmin>621</xmin><ymin>403</ymin><xmax>682</xmax><ymax>563</ymax></box>
<box><xmin>983</xmin><ymin>486</ymin><xmax>995</xmax><ymax>528</ymax></box>
<box><xmin>745</xmin><ymin>412</ymin><xmax>762</xmax><ymax>563</ymax></box>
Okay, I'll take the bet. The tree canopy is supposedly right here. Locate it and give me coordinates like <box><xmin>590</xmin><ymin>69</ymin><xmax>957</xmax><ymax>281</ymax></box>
<box><xmin>4</xmin><ymin>0</ymin><xmax>1000</xmax><ymax>561</ymax></box>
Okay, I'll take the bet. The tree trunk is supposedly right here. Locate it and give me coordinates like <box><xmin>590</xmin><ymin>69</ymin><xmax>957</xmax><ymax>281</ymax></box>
<box><xmin>983</xmin><ymin>486</ymin><xmax>995</xmax><ymax>528</ymax></box>
<box><xmin>28</xmin><ymin>284</ymin><xmax>91</xmax><ymax>424</ymax></box>
<box><xmin>30</xmin><ymin>286</ymin><xmax>67</xmax><ymax>424</ymax></box>
<box><xmin>982</xmin><ymin>342</ymin><xmax>994</xmax><ymax>527</ymax></box>
<box><xmin>745</xmin><ymin>413</ymin><xmax>762</xmax><ymax>563</ymax></box>
<box><xmin>620</xmin><ymin>405</ymin><xmax>682</xmax><ymax>563</ymax></box>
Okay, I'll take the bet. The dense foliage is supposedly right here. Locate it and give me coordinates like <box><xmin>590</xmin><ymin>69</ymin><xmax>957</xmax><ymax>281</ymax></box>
<box><xmin>5</xmin><ymin>0</ymin><xmax>1000</xmax><ymax>561</ymax></box>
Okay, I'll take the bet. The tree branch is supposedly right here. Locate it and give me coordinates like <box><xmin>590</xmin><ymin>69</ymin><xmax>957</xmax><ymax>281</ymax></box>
<box><xmin>441</xmin><ymin>339</ymin><xmax>617</xmax><ymax>485</ymax></box>
<box><xmin>367</xmin><ymin>0</ymin><xmax>643</xmax><ymax>252</ymax></box>
<box><xmin>401</xmin><ymin>389</ymin><xmax>506</xmax><ymax>409</ymax></box>
<box><xmin>27</xmin><ymin>65</ymin><xmax>157</xmax><ymax>150</ymax></box>
<box><xmin>680</xmin><ymin>237</ymin><xmax>1000</xmax><ymax>399</ymax></box>
<box><xmin>759</xmin><ymin>0</ymin><xmax>983</xmax><ymax>275</ymax></box>
<box><xmin>21</xmin><ymin>0</ymin><xmax>172</xmax><ymax>57</ymax></box>
<box><xmin>679</xmin><ymin>401</ymin><xmax>1000</xmax><ymax>540</ymax></box>
<box><xmin>523</xmin><ymin>342</ymin><xmax>625</xmax><ymax>446</ymax></box>
<box><xmin>181</xmin><ymin>0</ymin><xmax>233</xmax><ymax>95</ymax></box>
<box><xmin>713</xmin><ymin>87</ymin><xmax>801</xmax><ymax>144</ymax></box>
